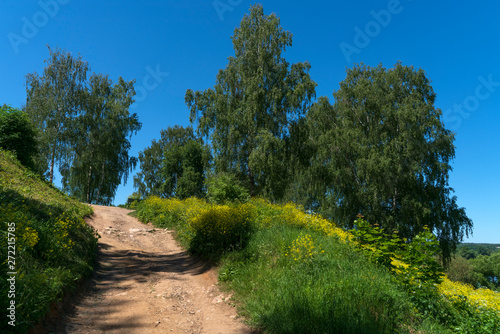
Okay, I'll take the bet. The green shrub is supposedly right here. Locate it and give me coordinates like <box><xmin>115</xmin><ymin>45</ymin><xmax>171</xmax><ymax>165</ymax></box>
<box><xmin>206</xmin><ymin>173</ymin><xmax>249</xmax><ymax>204</ymax></box>
<box><xmin>0</xmin><ymin>105</ymin><xmax>38</xmax><ymax>171</ymax></box>
<box><xmin>189</xmin><ymin>204</ymin><xmax>253</xmax><ymax>256</ymax></box>
<box><xmin>446</xmin><ymin>256</ymin><xmax>480</xmax><ymax>287</ymax></box>
<box><xmin>349</xmin><ymin>217</ymin><xmax>459</xmax><ymax>325</ymax></box>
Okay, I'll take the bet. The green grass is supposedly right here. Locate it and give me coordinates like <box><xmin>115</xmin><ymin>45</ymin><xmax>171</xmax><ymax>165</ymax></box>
<box><xmin>134</xmin><ymin>196</ymin><xmax>458</xmax><ymax>333</ymax></box>
<box><xmin>219</xmin><ymin>225</ymin><xmax>413</xmax><ymax>333</ymax></box>
<box><xmin>0</xmin><ymin>149</ymin><xmax>98</xmax><ymax>333</ymax></box>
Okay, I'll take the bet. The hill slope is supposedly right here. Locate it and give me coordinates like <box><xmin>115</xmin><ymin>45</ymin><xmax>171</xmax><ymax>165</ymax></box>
<box><xmin>0</xmin><ymin>149</ymin><xmax>98</xmax><ymax>333</ymax></box>
<box><xmin>132</xmin><ymin>196</ymin><xmax>500</xmax><ymax>333</ymax></box>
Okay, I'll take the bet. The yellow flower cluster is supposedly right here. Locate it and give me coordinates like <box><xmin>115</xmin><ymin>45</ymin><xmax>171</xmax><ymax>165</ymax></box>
<box><xmin>50</xmin><ymin>213</ymin><xmax>81</xmax><ymax>253</ymax></box>
<box><xmin>18</xmin><ymin>226</ymin><xmax>39</xmax><ymax>251</ymax></box>
<box><xmin>285</xmin><ymin>234</ymin><xmax>324</xmax><ymax>262</ymax></box>
<box><xmin>190</xmin><ymin>204</ymin><xmax>251</xmax><ymax>240</ymax></box>
<box><xmin>439</xmin><ymin>277</ymin><xmax>500</xmax><ymax>315</ymax></box>
<box><xmin>142</xmin><ymin>196</ymin><xmax>209</xmax><ymax>223</ymax></box>
<box><xmin>182</xmin><ymin>196</ymin><xmax>211</xmax><ymax>220</ymax></box>
<box><xmin>0</xmin><ymin>203</ymin><xmax>39</xmax><ymax>253</ymax></box>
<box><xmin>249</xmin><ymin>199</ymin><xmax>352</xmax><ymax>242</ymax></box>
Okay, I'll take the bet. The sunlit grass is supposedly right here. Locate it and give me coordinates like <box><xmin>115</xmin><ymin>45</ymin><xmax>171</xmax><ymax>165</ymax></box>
<box><xmin>134</xmin><ymin>195</ymin><xmax>500</xmax><ymax>333</ymax></box>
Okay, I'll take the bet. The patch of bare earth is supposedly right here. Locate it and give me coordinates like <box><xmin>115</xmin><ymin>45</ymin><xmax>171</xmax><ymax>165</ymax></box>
<box><xmin>41</xmin><ymin>205</ymin><xmax>256</xmax><ymax>334</ymax></box>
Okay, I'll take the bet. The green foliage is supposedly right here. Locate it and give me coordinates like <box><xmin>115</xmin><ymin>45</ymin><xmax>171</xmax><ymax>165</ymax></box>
<box><xmin>445</xmin><ymin>256</ymin><xmax>481</xmax><ymax>287</ymax></box>
<box><xmin>134</xmin><ymin>126</ymin><xmax>210</xmax><ymax>199</ymax></box>
<box><xmin>133</xmin><ymin>134</ymin><xmax>169</xmax><ymax>198</ymax></box>
<box><xmin>0</xmin><ymin>149</ymin><xmax>97</xmax><ymax>333</ymax></box>
<box><xmin>62</xmin><ymin>74</ymin><xmax>141</xmax><ymax>205</ymax></box>
<box><xmin>186</xmin><ymin>4</ymin><xmax>316</xmax><ymax>198</ymax></box>
<box><xmin>0</xmin><ymin>105</ymin><xmax>39</xmax><ymax>171</ymax></box>
<box><xmin>25</xmin><ymin>46</ymin><xmax>89</xmax><ymax>184</ymax></box>
<box><xmin>206</xmin><ymin>173</ymin><xmax>249</xmax><ymax>204</ymax></box>
<box><xmin>450</xmin><ymin>295</ymin><xmax>500</xmax><ymax>333</ymax></box>
<box><xmin>471</xmin><ymin>252</ymin><xmax>500</xmax><ymax>290</ymax></box>
<box><xmin>457</xmin><ymin>245</ymin><xmax>480</xmax><ymax>260</ymax></box>
<box><xmin>306</xmin><ymin>62</ymin><xmax>472</xmax><ymax>264</ymax></box>
<box><xmin>349</xmin><ymin>218</ymin><xmax>458</xmax><ymax>325</ymax></box>
<box><xmin>161</xmin><ymin>126</ymin><xmax>210</xmax><ymax>199</ymax></box>
<box><xmin>134</xmin><ymin>196</ymin><xmax>462</xmax><ymax>333</ymax></box>
<box><xmin>25</xmin><ymin>46</ymin><xmax>141</xmax><ymax>205</ymax></box>
<box><xmin>189</xmin><ymin>205</ymin><xmax>252</xmax><ymax>257</ymax></box>
<box><xmin>457</xmin><ymin>243</ymin><xmax>499</xmax><ymax>259</ymax></box>
<box><xmin>461</xmin><ymin>308</ymin><xmax>500</xmax><ymax>333</ymax></box>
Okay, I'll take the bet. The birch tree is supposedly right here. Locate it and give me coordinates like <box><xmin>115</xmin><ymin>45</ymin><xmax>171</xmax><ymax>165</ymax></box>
<box><xmin>25</xmin><ymin>46</ymin><xmax>88</xmax><ymax>183</ymax></box>
<box><xmin>307</xmin><ymin>63</ymin><xmax>472</xmax><ymax>262</ymax></box>
<box><xmin>185</xmin><ymin>4</ymin><xmax>316</xmax><ymax>198</ymax></box>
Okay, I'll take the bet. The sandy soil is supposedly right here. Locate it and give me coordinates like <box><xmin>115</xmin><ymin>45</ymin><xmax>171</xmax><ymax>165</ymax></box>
<box><xmin>43</xmin><ymin>205</ymin><xmax>256</xmax><ymax>334</ymax></box>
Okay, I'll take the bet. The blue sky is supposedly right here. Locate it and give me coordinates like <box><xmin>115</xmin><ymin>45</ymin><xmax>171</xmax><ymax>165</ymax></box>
<box><xmin>1</xmin><ymin>0</ymin><xmax>499</xmax><ymax>243</ymax></box>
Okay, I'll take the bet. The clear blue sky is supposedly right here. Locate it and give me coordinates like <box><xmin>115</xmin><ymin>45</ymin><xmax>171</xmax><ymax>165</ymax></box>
<box><xmin>1</xmin><ymin>0</ymin><xmax>499</xmax><ymax>243</ymax></box>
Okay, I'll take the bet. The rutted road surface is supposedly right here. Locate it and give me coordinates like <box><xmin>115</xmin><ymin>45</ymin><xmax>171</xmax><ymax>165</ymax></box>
<box><xmin>47</xmin><ymin>205</ymin><xmax>255</xmax><ymax>334</ymax></box>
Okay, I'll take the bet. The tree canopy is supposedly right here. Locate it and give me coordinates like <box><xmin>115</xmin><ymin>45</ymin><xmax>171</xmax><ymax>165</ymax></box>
<box><xmin>134</xmin><ymin>126</ymin><xmax>210</xmax><ymax>199</ymax></box>
<box><xmin>25</xmin><ymin>47</ymin><xmax>141</xmax><ymax>205</ymax></box>
<box><xmin>185</xmin><ymin>4</ymin><xmax>316</xmax><ymax>198</ymax></box>
<box><xmin>305</xmin><ymin>63</ymin><xmax>472</xmax><ymax>262</ymax></box>
<box><xmin>25</xmin><ymin>46</ymin><xmax>89</xmax><ymax>183</ymax></box>
<box><xmin>62</xmin><ymin>74</ymin><xmax>141</xmax><ymax>205</ymax></box>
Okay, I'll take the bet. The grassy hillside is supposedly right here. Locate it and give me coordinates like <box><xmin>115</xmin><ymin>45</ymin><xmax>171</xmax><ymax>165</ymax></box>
<box><xmin>0</xmin><ymin>149</ymin><xmax>98</xmax><ymax>333</ymax></box>
<box><xmin>134</xmin><ymin>196</ymin><xmax>500</xmax><ymax>334</ymax></box>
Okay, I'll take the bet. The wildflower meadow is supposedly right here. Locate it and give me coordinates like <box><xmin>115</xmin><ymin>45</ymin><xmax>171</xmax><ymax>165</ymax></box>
<box><xmin>134</xmin><ymin>195</ymin><xmax>500</xmax><ymax>333</ymax></box>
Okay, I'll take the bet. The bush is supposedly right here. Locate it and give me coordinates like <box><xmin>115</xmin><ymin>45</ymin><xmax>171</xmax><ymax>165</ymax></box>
<box><xmin>206</xmin><ymin>173</ymin><xmax>249</xmax><ymax>204</ymax></box>
<box><xmin>349</xmin><ymin>218</ymin><xmax>455</xmax><ymax>323</ymax></box>
<box><xmin>446</xmin><ymin>255</ymin><xmax>480</xmax><ymax>287</ymax></box>
<box><xmin>0</xmin><ymin>105</ymin><xmax>38</xmax><ymax>171</ymax></box>
<box><xmin>190</xmin><ymin>204</ymin><xmax>252</xmax><ymax>256</ymax></box>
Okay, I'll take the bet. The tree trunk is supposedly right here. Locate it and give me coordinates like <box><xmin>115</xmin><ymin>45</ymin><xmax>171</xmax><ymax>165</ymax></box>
<box><xmin>86</xmin><ymin>144</ymin><xmax>95</xmax><ymax>203</ymax></box>
<box><xmin>248</xmin><ymin>166</ymin><xmax>255</xmax><ymax>197</ymax></box>
<box><xmin>49</xmin><ymin>144</ymin><xmax>56</xmax><ymax>184</ymax></box>
<box><xmin>86</xmin><ymin>165</ymin><xmax>93</xmax><ymax>203</ymax></box>
<box><xmin>96</xmin><ymin>161</ymin><xmax>106</xmax><ymax>204</ymax></box>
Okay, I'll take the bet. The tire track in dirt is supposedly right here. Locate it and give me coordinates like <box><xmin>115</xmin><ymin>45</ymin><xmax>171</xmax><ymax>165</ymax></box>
<box><xmin>44</xmin><ymin>205</ymin><xmax>255</xmax><ymax>334</ymax></box>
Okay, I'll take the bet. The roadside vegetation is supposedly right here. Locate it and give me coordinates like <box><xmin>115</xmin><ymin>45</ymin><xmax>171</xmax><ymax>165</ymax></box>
<box><xmin>133</xmin><ymin>193</ymin><xmax>499</xmax><ymax>334</ymax></box>
<box><xmin>0</xmin><ymin>149</ymin><xmax>98</xmax><ymax>333</ymax></box>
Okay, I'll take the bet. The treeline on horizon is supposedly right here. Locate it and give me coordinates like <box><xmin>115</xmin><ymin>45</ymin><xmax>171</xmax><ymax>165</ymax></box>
<box><xmin>1</xmin><ymin>4</ymin><xmax>473</xmax><ymax>264</ymax></box>
<box><xmin>445</xmin><ymin>243</ymin><xmax>500</xmax><ymax>291</ymax></box>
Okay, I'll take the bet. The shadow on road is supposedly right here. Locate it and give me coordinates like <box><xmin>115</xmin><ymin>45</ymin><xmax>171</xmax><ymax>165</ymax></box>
<box><xmin>36</xmin><ymin>240</ymin><xmax>214</xmax><ymax>333</ymax></box>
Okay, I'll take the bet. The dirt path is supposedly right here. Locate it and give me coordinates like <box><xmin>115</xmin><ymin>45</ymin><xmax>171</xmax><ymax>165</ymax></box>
<box><xmin>46</xmin><ymin>205</ymin><xmax>255</xmax><ymax>334</ymax></box>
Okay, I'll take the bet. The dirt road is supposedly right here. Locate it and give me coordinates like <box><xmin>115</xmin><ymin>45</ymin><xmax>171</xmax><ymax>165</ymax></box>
<box><xmin>46</xmin><ymin>205</ymin><xmax>255</xmax><ymax>334</ymax></box>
